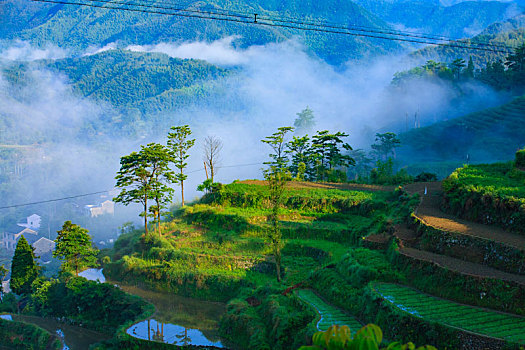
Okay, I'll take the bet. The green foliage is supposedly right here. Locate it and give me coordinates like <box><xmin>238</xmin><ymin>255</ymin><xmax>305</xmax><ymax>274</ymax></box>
<box><xmin>168</xmin><ymin>125</ymin><xmax>195</xmax><ymax>206</ymax></box>
<box><xmin>0</xmin><ymin>264</ymin><xmax>6</xmax><ymax>294</ymax></box>
<box><xmin>336</xmin><ymin>249</ymin><xmax>402</xmax><ymax>288</ymax></box>
<box><xmin>391</xmin><ymin>247</ymin><xmax>525</xmax><ymax>316</ymax></box>
<box><xmin>54</xmin><ymin>221</ymin><xmax>99</xmax><ymax>276</ymax></box>
<box><xmin>219</xmin><ymin>298</ymin><xmax>271</xmax><ymax>349</ymax></box>
<box><xmin>263</xmin><ymin>165</ymin><xmax>292</xmax><ymax>282</ymax></box>
<box><xmin>371</xmin><ymin>133</ymin><xmax>401</xmax><ymax>161</ymax></box>
<box><xmin>370</xmin><ymin>159</ymin><xmax>413</xmax><ymax>185</ymax></box>
<box><xmin>442</xmin><ymin>163</ymin><xmax>525</xmax><ymax>234</ymax></box>
<box><xmin>296</xmin><ymin>289</ymin><xmax>362</xmax><ymax>332</ymax></box>
<box><xmin>369</xmin><ymin>282</ymin><xmax>525</xmax><ymax>346</ymax></box>
<box><xmin>142</xmin><ymin>143</ymin><xmax>176</xmax><ymax>234</ymax></box>
<box><xmin>262</xmin><ymin>126</ymin><xmax>295</xmax><ymax>170</ymax></box>
<box><xmin>30</xmin><ymin>276</ymin><xmax>153</xmax><ymax>333</ymax></box>
<box><xmin>411</xmin><ymin>213</ymin><xmax>525</xmax><ymax>275</ymax></box>
<box><xmin>516</xmin><ymin>148</ymin><xmax>525</xmax><ymax>168</ymax></box>
<box><xmin>413</xmin><ymin>173</ymin><xmax>437</xmax><ymax>182</ymax></box>
<box><xmin>298</xmin><ymin>324</ymin><xmax>437</xmax><ymax>350</ymax></box>
<box><xmin>220</xmin><ymin>286</ymin><xmax>316</xmax><ymax>350</ymax></box>
<box><xmin>294</xmin><ymin>107</ymin><xmax>316</xmax><ymax>134</ymax></box>
<box><xmin>399</xmin><ymin>96</ymin><xmax>525</xmax><ymax>165</ymax></box>
<box><xmin>207</xmin><ymin>182</ymin><xmax>382</xmax><ymax>213</ymax></box>
<box><xmin>1</xmin><ymin>1</ymin><xmax>399</xmax><ymax>65</ymax></box>
<box><xmin>0</xmin><ymin>318</ymin><xmax>61</xmax><ymax>350</ymax></box>
<box><xmin>10</xmin><ymin>236</ymin><xmax>39</xmax><ymax>295</ymax></box>
<box><xmin>0</xmin><ymin>293</ymin><xmax>17</xmax><ymax>313</ymax></box>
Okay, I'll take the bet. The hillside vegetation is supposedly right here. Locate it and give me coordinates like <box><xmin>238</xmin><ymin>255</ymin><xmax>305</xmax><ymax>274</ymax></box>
<box><xmin>354</xmin><ymin>0</ymin><xmax>518</xmax><ymax>39</ymax></box>
<box><xmin>0</xmin><ymin>0</ymin><xmax>401</xmax><ymax>65</ymax></box>
<box><xmin>103</xmin><ymin>174</ymin><xmax>525</xmax><ymax>349</ymax></box>
<box><xmin>443</xmin><ymin>157</ymin><xmax>525</xmax><ymax>235</ymax></box>
<box><xmin>399</xmin><ymin>95</ymin><xmax>525</xmax><ymax>165</ymax></box>
<box><xmin>411</xmin><ymin>15</ymin><xmax>525</xmax><ymax>67</ymax></box>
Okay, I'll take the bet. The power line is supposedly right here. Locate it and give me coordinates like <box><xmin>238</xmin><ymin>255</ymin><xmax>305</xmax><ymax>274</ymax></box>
<box><xmin>0</xmin><ymin>190</ymin><xmax>111</xmax><ymax>210</ymax></box>
<box><xmin>82</xmin><ymin>0</ymin><xmax>515</xmax><ymax>48</ymax></box>
<box><xmin>0</xmin><ymin>162</ymin><xmax>264</xmax><ymax>209</ymax></box>
<box><xmin>31</xmin><ymin>0</ymin><xmax>516</xmax><ymax>54</ymax></box>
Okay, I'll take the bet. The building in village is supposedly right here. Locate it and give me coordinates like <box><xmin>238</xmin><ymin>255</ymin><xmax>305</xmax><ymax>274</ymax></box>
<box><xmin>17</xmin><ymin>214</ymin><xmax>41</xmax><ymax>230</ymax></box>
<box><xmin>2</xmin><ymin>226</ymin><xmax>39</xmax><ymax>251</ymax></box>
<box><xmin>32</xmin><ymin>237</ymin><xmax>56</xmax><ymax>261</ymax></box>
<box><xmin>84</xmin><ymin>200</ymin><xmax>115</xmax><ymax>217</ymax></box>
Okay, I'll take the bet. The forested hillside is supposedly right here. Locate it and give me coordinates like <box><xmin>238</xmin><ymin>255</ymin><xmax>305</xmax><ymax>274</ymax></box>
<box><xmin>399</xmin><ymin>95</ymin><xmax>525</xmax><ymax>165</ymax></box>
<box><xmin>411</xmin><ymin>15</ymin><xmax>525</xmax><ymax>67</ymax></box>
<box><xmin>1</xmin><ymin>49</ymin><xmax>230</xmax><ymax>136</ymax></box>
<box><xmin>0</xmin><ymin>0</ymin><xmax>402</xmax><ymax>65</ymax></box>
<box><xmin>353</xmin><ymin>0</ymin><xmax>520</xmax><ymax>39</ymax></box>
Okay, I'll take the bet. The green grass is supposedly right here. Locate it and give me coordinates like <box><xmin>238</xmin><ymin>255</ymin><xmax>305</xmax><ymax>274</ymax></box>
<box><xmin>371</xmin><ymin>282</ymin><xmax>525</xmax><ymax>344</ymax></box>
<box><xmin>296</xmin><ymin>289</ymin><xmax>362</xmax><ymax>332</ymax></box>
<box><xmin>445</xmin><ymin>162</ymin><xmax>525</xmax><ymax>198</ymax></box>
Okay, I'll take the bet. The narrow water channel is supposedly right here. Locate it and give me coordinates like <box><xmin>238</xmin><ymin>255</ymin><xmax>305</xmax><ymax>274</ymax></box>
<box><xmin>11</xmin><ymin>314</ymin><xmax>110</xmax><ymax>350</ymax></box>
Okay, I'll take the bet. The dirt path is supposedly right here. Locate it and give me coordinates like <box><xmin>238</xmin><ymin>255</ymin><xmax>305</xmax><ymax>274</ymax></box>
<box><xmin>399</xmin><ymin>247</ymin><xmax>525</xmax><ymax>285</ymax></box>
<box><xmin>404</xmin><ymin>182</ymin><xmax>525</xmax><ymax>250</ymax></box>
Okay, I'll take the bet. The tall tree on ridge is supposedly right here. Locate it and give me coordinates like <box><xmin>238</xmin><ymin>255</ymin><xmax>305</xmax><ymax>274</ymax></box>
<box><xmin>261</xmin><ymin>126</ymin><xmax>294</xmax><ymax>170</ymax></box>
<box><xmin>114</xmin><ymin>151</ymin><xmax>153</xmax><ymax>235</ymax></box>
<box><xmin>168</xmin><ymin>125</ymin><xmax>195</xmax><ymax>207</ymax></box>
<box><xmin>10</xmin><ymin>236</ymin><xmax>39</xmax><ymax>295</ymax></box>
<box><xmin>141</xmin><ymin>143</ymin><xmax>175</xmax><ymax>236</ymax></box>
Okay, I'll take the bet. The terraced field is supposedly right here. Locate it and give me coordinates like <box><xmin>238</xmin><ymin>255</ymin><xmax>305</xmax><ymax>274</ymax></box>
<box><xmin>371</xmin><ymin>282</ymin><xmax>525</xmax><ymax>344</ymax></box>
<box><xmin>400</xmin><ymin>95</ymin><xmax>525</xmax><ymax>162</ymax></box>
<box><xmin>296</xmin><ymin>289</ymin><xmax>362</xmax><ymax>332</ymax></box>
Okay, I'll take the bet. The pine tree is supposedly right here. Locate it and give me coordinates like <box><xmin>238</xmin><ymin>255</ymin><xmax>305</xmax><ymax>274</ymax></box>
<box><xmin>10</xmin><ymin>236</ymin><xmax>39</xmax><ymax>295</ymax></box>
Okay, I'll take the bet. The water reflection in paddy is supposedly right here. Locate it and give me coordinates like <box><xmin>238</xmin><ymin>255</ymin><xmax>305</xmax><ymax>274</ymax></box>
<box><xmin>127</xmin><ymin>318</ymin><xmax>224</xmax><ymax>347</ymax></box>
<box><xmin>117</xmin><ymin>284</ymin><xmax>228</xmax><ymax>348</ymax></box>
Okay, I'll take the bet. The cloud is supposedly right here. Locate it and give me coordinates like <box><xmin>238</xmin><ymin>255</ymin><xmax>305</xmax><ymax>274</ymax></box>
<box><xmin>125</xmin><ymin>36</ymin><xmax>250</xmax><ymax>66</ymax></box>
<box><xmin>0</xmin><ymin>40</ymin><xmax>69</xmax><ymax>61</ymax></box>
<box><xmin>0</xmin><ymin>37</ymin><xmax>511</xmax><ymax>230</ymax></box>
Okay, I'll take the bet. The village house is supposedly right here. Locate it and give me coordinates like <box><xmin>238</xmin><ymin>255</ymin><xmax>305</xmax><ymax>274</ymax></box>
<box><xmin>32</xmin><ymin>237</ymin><xmax>56</xmax><ymax>261</ymax></box>
<box><xmin>2</xmin><ymin>226</ymin><xmax>39</xmax><ymax>251</ymax></box>
<box><xmin>84</xmin><ymin>200</ymin><xmax>115</xmax><ymax>217</ymax></box>
<box><xmin>17</xmin><ymin>213</ymin><xmax>41</xmax><ymax>230</ymax></box>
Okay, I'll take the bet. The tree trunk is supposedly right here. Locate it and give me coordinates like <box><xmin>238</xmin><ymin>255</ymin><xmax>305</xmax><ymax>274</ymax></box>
<box><xmin>144</xmin><ymin>196</ymin><xmax>148</xmax><ymax>236</ymax></box>
<box><xmin>181</xmin><ymin>167</ymin><xmax>185</xmax><ymax>206</ymax></box>
<box><xmin>275</xmin><ymin>251</ymin><xmax>282</xmax><ymax>282</ymax></box>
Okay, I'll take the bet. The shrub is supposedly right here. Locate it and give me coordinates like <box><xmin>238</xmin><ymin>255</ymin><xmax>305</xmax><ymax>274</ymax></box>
<box><xmin>516</xmin><ymin>148</ymin><xmax>525</xmax><ymax>168</ymax></box>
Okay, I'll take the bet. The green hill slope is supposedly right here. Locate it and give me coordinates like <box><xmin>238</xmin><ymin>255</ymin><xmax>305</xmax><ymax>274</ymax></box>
<box><xmin>399</xmin><ymin>95</ymin><xmax>525</xmax><ymax>165</ymax></box>
<box><xmin>0</xmin><ymin>0</ymin><xmax>402</xmax><ymax>65</ymax></box>
<box><xmin>354</xmin><ymin>0</ymin><xmax>518</xmax><ymax>39</ymax></box>
<box><xmin>410</xmin><ymin>15</ymin><xmax>525</xmax><ymax>67</ymax></box>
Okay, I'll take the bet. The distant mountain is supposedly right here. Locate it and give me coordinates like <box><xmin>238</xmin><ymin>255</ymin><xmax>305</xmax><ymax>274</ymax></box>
<box><xmin>409</xmin><ymin>14</ymin><xmax>525</xmax><ymax>68</ymax></box>
<box><xmin>1</xmin><ymin>50</ymin><xmax>230</xmax><ymax>139</ymax></box>
<box><xmin>399</xmin><ymin>94</ymin><xmax>525</xmax><ymax>165</ymax></box>
<box><xmin>353</xmin><ymin>0</ymin><xmax>521</xmax><ymax>39</ymax></box>
<box><xmin>0</xmin><ymin>0</ymin><xmax>402</xmax><ymax>65</ymax></box>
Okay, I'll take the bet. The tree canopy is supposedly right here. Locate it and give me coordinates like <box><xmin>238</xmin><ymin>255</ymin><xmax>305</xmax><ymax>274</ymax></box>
<box><xmin>10</xmin><ymin>236</ymin><xmax>39</xmax><ymax>295</ymax></box>
<box><xmin>53</xmin><ymin>221</ymin><xmax>99</xmax><ymax>276</ymax></box>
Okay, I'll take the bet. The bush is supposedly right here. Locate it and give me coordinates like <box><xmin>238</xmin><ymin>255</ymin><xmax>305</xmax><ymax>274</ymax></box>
<box><xmin>414</xmin><ymin>172</ymin><xmax>438</xmax><ymax>182</ymax></box>
<box><xmin>516</xmin><ymin>148</ymin><xmax>525</xmax><ymax>168</ymax></box>
<box><xmin>0</xmin><ymin>318</ymin><xmax>61</xmax><ymax>350</ymax></box>
<box><xmin>30</xmin><ymin>277</ymin><xmax>153</xmax><ymax>333</ymax></box>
